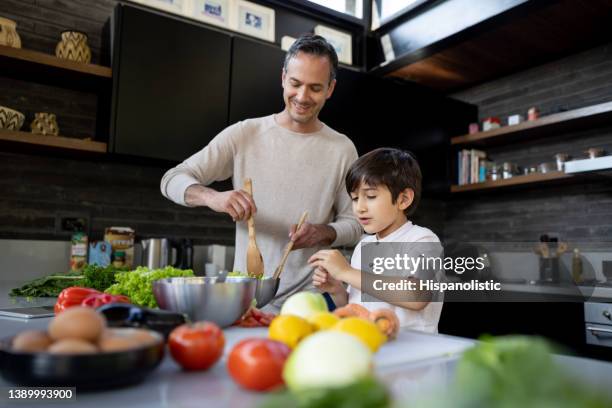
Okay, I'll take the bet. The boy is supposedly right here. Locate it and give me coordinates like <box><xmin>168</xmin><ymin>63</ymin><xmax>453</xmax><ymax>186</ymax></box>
<box><xmin>308</xmin><ymin>148</ymin><xmax>443</xmax><ymax>333</ymax></box>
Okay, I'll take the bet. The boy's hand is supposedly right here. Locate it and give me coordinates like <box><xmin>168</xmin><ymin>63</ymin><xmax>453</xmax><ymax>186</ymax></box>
<box><xmin>312</xmin><ymin>267</ymin><xmax>343</xmax><ymax>294</ymax></box>
<box><xmin>308</xmin><ymin>250</ymin><xmax>350</xmax><ymax>280</ymax></box>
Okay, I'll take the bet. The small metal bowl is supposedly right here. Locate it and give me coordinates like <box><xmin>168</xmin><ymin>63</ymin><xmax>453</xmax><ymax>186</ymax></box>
<box><xmin>255</xmin><ymin>277</ymin><xmax>280</xmax><ymax>307</ymax></box>
<box><xmin>152</xmin><ymin>276</ymin><xmax>256</xmax><ymax>327</ymax></box>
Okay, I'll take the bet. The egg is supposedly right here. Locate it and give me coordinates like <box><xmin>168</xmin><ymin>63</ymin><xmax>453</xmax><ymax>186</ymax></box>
<box><xmin>98</xmin><ymin>328</ymin><xmax>159</xmax><ymax>352</ymax></box>
<box><xmin>48</xmin><ymin>306</ymin><xmax>107</xmax><ymax>342</ymax></box>
<box><xmin>48</xmin><ymin>338</ymin><xmax>98</xmax><ymax>354</ymax></box>
<box><xmin>12</xmin><ymin>330</ymin><xmax>52</xmax><ymax>352</ymax></box>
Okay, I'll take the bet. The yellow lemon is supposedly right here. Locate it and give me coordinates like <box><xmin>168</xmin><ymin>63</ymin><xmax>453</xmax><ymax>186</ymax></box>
<box><xmin>332</xmin><ymin>317</ymin><xmax>387</xmax><ymax>352</ymax></box>
<box><xmin>308</xmin><ymin>312</ymin><xmax>340</xmax><ymax>331</ymax></box>
<box><xmin>269</xmin><ymin>315</ymin><xmax>314</xmax><ymax>349</ymax></box>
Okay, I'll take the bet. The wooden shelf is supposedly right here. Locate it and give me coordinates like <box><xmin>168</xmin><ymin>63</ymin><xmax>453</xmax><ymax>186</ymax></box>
<box><xmin>450</xmin><ymin>171</ymin><xmax>572</xmax><ymax>193</ymax></box>
<box><xmin>0</xmin><ymin>129</ymin><xmax>107</xmax><ymax>153</ymax></box>
<box><xmin>451</xmin><ymin>101</ymin><xmax>612</xmax><ymax>146</ymax></box>
<box><xmin>0</xmin><ymin>45</ymin><xmax>111</xmax><ymax>91</ymax></box>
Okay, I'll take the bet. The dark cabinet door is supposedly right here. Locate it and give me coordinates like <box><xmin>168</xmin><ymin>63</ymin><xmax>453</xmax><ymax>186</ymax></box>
<box><xmin>229</xmin><ymin>37</ymin><xmax>285</xmax><ymax>124</ymax></box>
<box><xmin>111</xmin><ymin>5</ymin><xmax>231</xmax><ymax>161</ymax></box>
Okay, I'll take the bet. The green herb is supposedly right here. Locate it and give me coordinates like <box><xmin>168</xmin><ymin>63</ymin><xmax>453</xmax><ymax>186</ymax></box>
<box><xmin>105</xmin><ymin>266</ymin><xmax>194</xmax><ymax>307</ymax></box>
<box><xmin>82</xmin><ymin>264</ymin><xmax>129</xmax><ymax>291</ymax></box>
<box><xmin>9</xmin><ymin>272</ymin><xmax>85</xmax><ymax>297</ymax></box>
<box><xmin>414</xmin><ymin>335</ymin><xmax>612</xmax><ymax>408</ymax></box>
<box><xmin>259</xmin><ymin>378</ymin><xmax>391</xmax><ymax>408</ymax></box>
<box><xmin>227</xmin><ymin>270</ymin><xmax>266</xmax><ymax>280</ymax></box>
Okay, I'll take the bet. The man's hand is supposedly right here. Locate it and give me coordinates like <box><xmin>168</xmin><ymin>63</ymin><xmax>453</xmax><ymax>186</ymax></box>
<box><xmin>289</xmin><ymin>223</ymin><xmax>336</xmax><ymax>250</ymax></box>
<box><xmin>308</xmin><ymin>249</ymin><xmax>350</xmax><ymax>280</ymax></box>
<box><xmin>186</xmin><ymin>185</ymin><xmax>257</xmax><ymax>222</ymax></box>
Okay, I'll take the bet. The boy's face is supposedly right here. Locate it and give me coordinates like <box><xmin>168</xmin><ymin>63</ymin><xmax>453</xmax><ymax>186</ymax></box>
<box><xmin>350</xmin><ymin>182</ymin><xmax>414</xmax><ymax>239</ymax></box>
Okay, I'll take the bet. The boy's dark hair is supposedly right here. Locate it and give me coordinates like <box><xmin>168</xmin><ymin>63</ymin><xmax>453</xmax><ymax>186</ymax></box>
<box><xmin>283</xmin><ymin>34</ymin><xmax>338</xmax><ymax>83</ymax></box>
<box><xmin>345</xmin><ymin>148</ymin><xmax>422</xmax><ymax>216</ymax></box>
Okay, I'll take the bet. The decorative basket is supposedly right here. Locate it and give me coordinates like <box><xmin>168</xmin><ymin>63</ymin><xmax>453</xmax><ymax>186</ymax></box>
<box><xmin>30</xmin><ymin>113</ymin><xmax>60</xmax><ymax>136</ymax></box>
<box><xmin>0</xmin><ymin>106</ymin><xmax>25</xmax><ymax>131</ymax></box>
<box><xmin>0</xmin><ymin>17</ymin><xmax>21</xmax><ymax>48</ymax></box>
<box><xmin>55</xmin><ymin>30</ymin><xmax>91</xmax><ymax>63</ymax></box>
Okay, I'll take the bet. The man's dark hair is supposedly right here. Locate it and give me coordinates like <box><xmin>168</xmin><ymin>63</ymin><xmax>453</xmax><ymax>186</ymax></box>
<box><xmin>345</xmin><ymin>148</ymin><xmax>422</xmax><ymax>216</ymax></box>
<box><xmin>283</xmin><ymin>34</ymin><xmax>338</xmax><ymax>83</ymax></box>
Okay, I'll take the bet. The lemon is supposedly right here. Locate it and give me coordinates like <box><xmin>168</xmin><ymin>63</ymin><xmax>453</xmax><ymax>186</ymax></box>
<box><xmin>308</xmin><ymin>312</ymin><xmax>340</xmax><ymax>331</ymax></box>
<box><xmin>332</xmin><ymin>317</ymin><xmax>387</xmax><ymax>352</ymax></box>
<box><xmin>269</xmin><ymin>315</ymin><xmax>314</xmax><ymax>349</ymax></box>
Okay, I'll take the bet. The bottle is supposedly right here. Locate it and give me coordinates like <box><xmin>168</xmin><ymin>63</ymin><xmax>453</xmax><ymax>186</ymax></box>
<box><xmin>571</xmin><ymin>248</ymin><xmax>583</xmax><ymax>284</ymax></box>
<box><xmin>70</xmin><ymin>231</ymin><xmax>88</xmax><ymax>272</ymax></box>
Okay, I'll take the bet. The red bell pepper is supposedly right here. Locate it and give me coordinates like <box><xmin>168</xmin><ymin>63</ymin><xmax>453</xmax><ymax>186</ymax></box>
<box><xmin>81</xmin><ymin>293</ymin><xmax>131</xmax><ymax>308</ymax></box>
<box><xmin>55</xmin><ymin>287</ymin><xmax>101</xmax><ymax>314</ymax></box>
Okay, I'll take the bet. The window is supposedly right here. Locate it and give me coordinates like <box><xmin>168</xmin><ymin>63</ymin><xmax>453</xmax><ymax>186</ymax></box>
<box><xmin>371</xmin><ymin>0</ymin><xmax>425</xmax><ymax>30</ymax></box>
<box><xmin>307</xmin><ymin>0</ymin><xmax>363</xmax><ymax>19</ymax></box>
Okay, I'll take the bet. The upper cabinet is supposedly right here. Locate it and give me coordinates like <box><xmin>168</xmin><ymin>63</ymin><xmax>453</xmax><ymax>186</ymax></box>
<box><xmin>110</xmin><ymin>5</ymin><xmax>231</xmax><ymax>161</ymax></box>
<box><xmin>229</xmin><ymin>37</ymin><xmax>285</xmax><ymax>124</ymax></box>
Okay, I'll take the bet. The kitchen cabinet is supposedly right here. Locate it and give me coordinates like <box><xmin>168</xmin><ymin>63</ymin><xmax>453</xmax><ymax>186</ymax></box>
<box><xmin>229</xmin><ymin>37</ymin><xmax>285</xmax><ymax>124</ymax></box>
<box><xmin>110</xmin><ymin>5</ymin><xmax>231</xmax><ymax>161</ymax></box>
<box><xmin>321</xmin><ymin>70</ymin><xmax>476</xmax><ymax>194</ymax></box>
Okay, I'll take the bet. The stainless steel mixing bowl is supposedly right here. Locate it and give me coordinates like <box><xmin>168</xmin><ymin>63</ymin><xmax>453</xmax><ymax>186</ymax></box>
<box><xmin>255</xmin><ymin>277</ymin><xmax>280</xmax><ymax>307</ymax></box>
<box><xmin>152</xmin><ymin>276</ymin><xmax>256</xmax><ymax>327</ymax></box>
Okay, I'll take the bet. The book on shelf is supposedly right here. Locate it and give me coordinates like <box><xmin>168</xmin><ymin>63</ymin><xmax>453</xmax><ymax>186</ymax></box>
<box><xmin>458</xmin><ymin>149</ymin><xmax>487</xmax><ymax>185</ymax></box>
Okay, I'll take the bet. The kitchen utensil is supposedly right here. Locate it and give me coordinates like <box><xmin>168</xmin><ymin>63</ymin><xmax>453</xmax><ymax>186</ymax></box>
<box><xmin>141</xmin><ymin>238</ymin><xmax>191</xmax><ymax>269</ymax></box>
<box><xmin>554</xmin><ymin>153</ymin><xmax>570</xmax><ymax>171</ymax></box>
<box><xmin>255</xmin><ymin>277</ymin><xmax>280</xmax><ymax>307</ymax></box>
<box><xmin>244</xmin><ymin>178</ymin><xmax>264</xmax><ymax>277</ymax></box>
<box><xmin>97</xmin><ymin>303</ymin><xmax>188</xmax><ymax>338</ymax></box>
<box><xmin>273</xmin><ymin>211</ymin><xmax>309</xmax><ymax>280</ymax></box>
<box><xmin>538</xmin><ymin>162</ymin><xmax>557</xmax><ymax>174</ymax></box>
<box><xmin>0</xmin><ymin>329</ymin><xmax>164</xmax><ymax>389</ymax></box>
<box><xmin>585</xmin><ymin>147</ymin><xmax>605</xmax><ymax>159</ymax></box>
<box><xmin>152</xmin><ymin>276</ymin><xmax>256</xmax><ymax>327</ymax></box>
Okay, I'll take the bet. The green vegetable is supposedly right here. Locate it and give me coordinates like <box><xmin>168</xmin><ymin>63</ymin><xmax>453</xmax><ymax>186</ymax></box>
<box><xmin>280</xmin><ymin>291</ymin><xmax>328</xmax><ymax>320</ymax></box>
<box><xmin>260</xmin><ymin>378</ymin><xmax>390</xmax><ymax>408</ymax></box>
<box><xmin>10</xmin><ymin>271</ymin><xmax>84</xmax><ymax>297</ymax></box>
<box><xmin>227</xmin><ymin>270</ymin><xmax>266</xmax><ymax>280</ymax></box>
<box><xmin>414</xmin><ymin>335</ymin><xmax>612</xmax><ymax>408</ymax></box>
<box><xmin>283</xmin><ymin>331</ymin><xmax>373</xmax><ymax>391</ymax></box>
<box><xmin>105</xmin><ymin>266</ymin><xmax>194</xmax><ymax>307</ymax></box>
<box><xmin>82</xmin><ymin>264</ymin><xmax>129</xmax><ymax>291</ymax></box>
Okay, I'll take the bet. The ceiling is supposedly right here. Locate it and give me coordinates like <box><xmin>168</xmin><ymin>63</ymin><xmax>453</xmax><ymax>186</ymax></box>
<box><xmin>385</xmin><ymin>0</ymin><xmax>612</xmax><ymax>92</ymax></box>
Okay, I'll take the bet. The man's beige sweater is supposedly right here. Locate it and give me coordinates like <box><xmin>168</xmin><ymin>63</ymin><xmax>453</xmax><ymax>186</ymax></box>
<box><xmin>160</xmin><ymin>114</ymin><xmax>362</xmax><ymax>311</ymax></box>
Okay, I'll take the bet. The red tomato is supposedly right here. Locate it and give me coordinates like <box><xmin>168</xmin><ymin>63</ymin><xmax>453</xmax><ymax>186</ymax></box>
<box><xmin>168</xmin><ymin>322</ymin><xmax>225</xmax><ymax>371</ymax></box>
<box><xmin>227</xmin><ymin>338</ymin><xmax>291</xmax><ymax>391</ymax></box>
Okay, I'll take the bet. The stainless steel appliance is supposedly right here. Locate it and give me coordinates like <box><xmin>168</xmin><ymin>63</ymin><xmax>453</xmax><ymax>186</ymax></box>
<box><xmin>141</xmin><ymin>238</ymin><xmax>193</xmax><ymax>269</ymax></box>
<box><xmin>585</xmin><ymin>302</ymin><xmax>612</xmax><ymax>348</ymax></box>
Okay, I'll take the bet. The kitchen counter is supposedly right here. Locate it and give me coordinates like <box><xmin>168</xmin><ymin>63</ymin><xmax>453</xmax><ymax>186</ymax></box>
<box><xmin>2</xmin><ymin>278</ymin><xmax>612</xmax><ymax>407</ymax></box>
<box><xmin>2</xmin><ymin>314</ymin><xmax>612</xmax><ymax>407</ymax></box>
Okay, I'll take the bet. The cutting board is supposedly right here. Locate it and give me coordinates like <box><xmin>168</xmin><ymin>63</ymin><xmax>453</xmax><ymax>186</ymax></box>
<box><xmin>222</xmin><ymin>327</ymin><xmax>474</xmax><ymax>368</ymax></box>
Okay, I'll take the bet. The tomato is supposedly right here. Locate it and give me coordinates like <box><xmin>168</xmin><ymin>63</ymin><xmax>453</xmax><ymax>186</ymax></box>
<box><xmin>227</xmin><ymin>338</ymin><xmax>291</xmax><ymax>391</ymax></box>
<box><xmin>168</xmin><ymin>322</ymin><xmax>225</xmax><ymax>371</ymax></box>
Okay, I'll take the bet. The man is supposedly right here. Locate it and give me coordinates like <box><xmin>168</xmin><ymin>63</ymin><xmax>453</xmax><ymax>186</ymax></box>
<box><xmin>160</xmin><ymin>34</ymin><xmax>362</xmax><ymax>311</ymax></box>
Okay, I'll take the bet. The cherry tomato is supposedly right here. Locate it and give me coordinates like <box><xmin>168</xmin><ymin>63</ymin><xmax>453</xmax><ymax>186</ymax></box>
<box><xmin>227</xmin><ymin>338</ymin><xmax>291</xmax><ymax>391</ymax></box>
<box><xmin>168</xmin><ymin>322</ymin><xmax>225</xmax><ymax>371</ymax></box>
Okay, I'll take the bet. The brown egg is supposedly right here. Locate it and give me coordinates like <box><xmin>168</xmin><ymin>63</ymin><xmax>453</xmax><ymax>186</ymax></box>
<box><xmin>48</xmin><ymin>338</ymin><xmax>98</xmax><ymax>354</ymax></box>
<box><xmin>48</xmin><ymin>306</ymin><xmax>107</xmax><ymax>342</ymax></box>
<box><xmin>12</xmin><ymin>330</ymin><xmax>52</xmax><ymax>352</ymax></box>
<box><xmin>98</xmin><ymin>328</ymin><xmax>159</xmax><ymax>352</ymax></box>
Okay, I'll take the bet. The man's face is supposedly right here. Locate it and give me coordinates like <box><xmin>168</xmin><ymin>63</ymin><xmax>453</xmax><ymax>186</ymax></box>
<box><xmin>281</xmin><ymin>52</ymin><xmax>336</xmax><ymax>125</ymax></box>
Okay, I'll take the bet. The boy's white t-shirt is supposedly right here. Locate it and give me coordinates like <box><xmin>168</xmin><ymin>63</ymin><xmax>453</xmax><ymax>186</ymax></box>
<box><xmin>347</xmin><ymin>221</ymin><xmax>444</xmax><ymax>334</ymax></box>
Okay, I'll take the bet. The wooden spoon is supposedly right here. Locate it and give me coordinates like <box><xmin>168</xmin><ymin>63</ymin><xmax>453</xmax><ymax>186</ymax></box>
<box><xmin>273</xmin><ymin>211</ymin><xmax>308</xmax><ymax>280</ymax></box>
<box><xmin>244</xmin><ymin>178</ymin><xmax>264</xmax><ymax>277</ymax></box>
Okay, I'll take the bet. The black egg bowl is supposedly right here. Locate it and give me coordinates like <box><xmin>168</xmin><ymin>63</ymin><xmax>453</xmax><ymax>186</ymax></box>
<box><xmin>0</xmin><ymin>330</ymin><xmax>165</xmax><ymax>390</ymax></box>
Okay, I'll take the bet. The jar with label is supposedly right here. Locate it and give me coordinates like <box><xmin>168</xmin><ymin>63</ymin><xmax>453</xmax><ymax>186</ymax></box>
<box><xmin>112</xmin><ymin>251</ymin><xmax>126</xmax><ymax>268</ymax></box>
<box><xmin>70</xmin><ymin>232</ymin><xmax>88</xmax><ymax>271</ymax></box>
